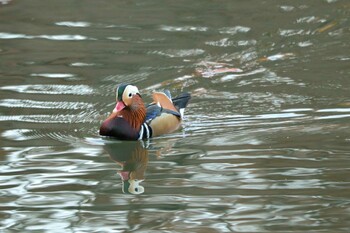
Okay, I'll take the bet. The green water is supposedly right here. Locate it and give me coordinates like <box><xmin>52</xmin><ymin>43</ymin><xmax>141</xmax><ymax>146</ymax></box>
<box><xmin>1</xmin><ymin>0</ymin><xmax>350</xmax><ymax>232</ymax></box>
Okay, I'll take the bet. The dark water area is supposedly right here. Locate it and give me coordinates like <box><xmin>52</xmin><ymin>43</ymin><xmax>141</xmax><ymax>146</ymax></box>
<box><xmin>1</xmin><ymin>0</ymin><xmax>350</xmax><ymax>232</ymax></box>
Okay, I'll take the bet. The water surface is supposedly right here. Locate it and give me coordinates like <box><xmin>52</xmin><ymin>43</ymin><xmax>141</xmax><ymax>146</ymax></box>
<box><xmin>1</xmin><ymin>0</ymin><xmax>350</xmax><ymax>232</ymax></box>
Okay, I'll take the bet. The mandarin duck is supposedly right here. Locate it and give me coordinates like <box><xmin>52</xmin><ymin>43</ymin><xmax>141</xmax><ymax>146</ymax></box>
<box><xmin>99</xmin><ymin>84</ymin><xmax>191</xmax><ymax>140</ymax></box>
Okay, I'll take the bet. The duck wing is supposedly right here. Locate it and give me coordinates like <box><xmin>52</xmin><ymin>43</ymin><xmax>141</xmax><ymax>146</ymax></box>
<box><xmin>145</xmin><ymin>91</ymin><xmax>191</xmax><ymax>121</ymax></box>
<box><xmin>145</xmin><ymin>103</ymin><xmax>180</xmax><ymax>123</ymax></box>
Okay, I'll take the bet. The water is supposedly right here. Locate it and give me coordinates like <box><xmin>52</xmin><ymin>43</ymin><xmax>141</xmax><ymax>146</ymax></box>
<box><xmin>1</xmin><ymin>0</ymin><xmax>350</xmax><ymax>232</ymax></box>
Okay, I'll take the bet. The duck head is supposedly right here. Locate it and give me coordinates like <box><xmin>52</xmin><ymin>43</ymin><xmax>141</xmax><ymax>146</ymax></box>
<box><xmin>113</xmin><ymin>84</ymin><xmax>142</xmax><ymax>113</ymax></box>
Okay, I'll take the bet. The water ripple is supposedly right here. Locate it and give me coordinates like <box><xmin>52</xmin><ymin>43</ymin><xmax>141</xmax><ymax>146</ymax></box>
<box><xmin>218</xmin><ymin>26</ymin><xmax>251</xmax><ymax>35</ymax></box>
<box><xmin>0</xmin><ymin>99</ymin><xmax>94</xmax><ymax>110</ymax></box>
<box><xmin>149</xmin><ymin>49</ymin><xmax>205</xmax><ymax>58</ymax></box>
<box><xmin>0</xmin><ymin>114</ymin><xmax>98</xmax><ymax>123</ymax></box>
<box><xmin>69</xmin><ymin>62</ymin><xmax>96</xmax><ymax>67</ymax></box>
<box><xmin>159</xmin><ymin>25</ymin><xmax>208</xmax><ymax>32</ymax></box>
<box><xmin>317</xmin><ymin>108</ymin><xmax>350</xmax><ymax>113</ymax></box>
<box><xmin>0</xmin><ymin>32</ymin><xmax>92</xmax><ymax>41</ymax></box>
<box><xmin>0</xmin><ymin>84</ymin><xmax>94</xmax><ymax>95</ymax></box>
<box><xmin>279</xmin><ymin>29</ymin><xmax>312</xmax><ymax>37</ymax></box>
<box><xmin>2</xmin><ymin>129</ymin><xmax>41</xmax><ymax>141</ymax></box>
<box><xmin>30</xmin><ymin>73</ymin><xmax>76</xmax><ymax>79</ymax></box>
<box><xmin>205</xmin><ymin>38</ymin><xmax>257</xmax><ymax>47</ymax></box>
<box><xmin>1</xmin><ymin>1</ymin><xmax>349</xmax><ymax>232</ymax></box>
<box><xmin>55</xmin><ymin>21</ymin><xmax>91</xmax><ymax>27</ymax></box>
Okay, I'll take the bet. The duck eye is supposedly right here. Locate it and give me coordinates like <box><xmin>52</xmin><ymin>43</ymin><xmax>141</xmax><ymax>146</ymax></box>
<box><xmin>128</xmin><ymin>93</ymin><xmax>132</xmax><ymax>97</ymax></box>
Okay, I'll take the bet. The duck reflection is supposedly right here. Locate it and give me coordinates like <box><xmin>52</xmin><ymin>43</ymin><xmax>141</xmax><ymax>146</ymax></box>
<box><xmin>104</xmin><ymin>141</ymin><xmax>148</xmax><ymax>194</ymax></box>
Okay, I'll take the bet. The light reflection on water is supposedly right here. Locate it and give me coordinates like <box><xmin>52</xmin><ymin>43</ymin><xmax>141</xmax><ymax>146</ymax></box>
<box><xmin>1</xmin><ymin>0</ymin><xmax>350</xmax><ymax>232</ymax></box>
<box><xmin>0</xmin><ymin>32</ymin><xmax>92</xmax><ymax>41</ymax></box>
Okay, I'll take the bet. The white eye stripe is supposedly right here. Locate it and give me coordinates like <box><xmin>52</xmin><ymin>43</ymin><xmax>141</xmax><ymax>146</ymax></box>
<box><xmin>119</xmin><ymin>85</ymin><xmax>140</xmax><ymax>106</ymax></box>
<box><xmin>124</xmin><ymin>85</ymin><xmax>139</xmax><ymax>98</ymax></box>
<box><xmin>125</xmin><ymin>85</ymin><xmax>139</xmax><ymax>94</ymax></box>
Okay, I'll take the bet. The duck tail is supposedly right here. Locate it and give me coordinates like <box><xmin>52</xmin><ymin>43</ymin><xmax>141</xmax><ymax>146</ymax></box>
<box><xmin>172</xmin><ymin>93</ymin><xmax>191</xmax><ymax>119</ymax></box>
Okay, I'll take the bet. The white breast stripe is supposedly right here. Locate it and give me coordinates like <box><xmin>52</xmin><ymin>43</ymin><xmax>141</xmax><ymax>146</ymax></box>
<box><xmin>144</xmin><ymin>123</ymin><xmax>150</xmax><ymax>139</ymax></box>
<box><xmin>138</xmin><ymin>125</ymin><xmax>144</xmax><ymax>140</ymax></box>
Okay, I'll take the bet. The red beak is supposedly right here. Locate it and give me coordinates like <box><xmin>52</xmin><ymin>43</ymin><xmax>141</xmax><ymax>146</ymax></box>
<box><xmin>113</xmin><ymin>101</ymin><xmax>126</xmax><ymax>113</ymax></box>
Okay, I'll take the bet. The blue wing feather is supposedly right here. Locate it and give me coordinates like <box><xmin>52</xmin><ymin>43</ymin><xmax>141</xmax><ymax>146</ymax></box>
<box><xmin>145</xmin><ymin>104</ymin><xmax>162</xmax><ymax>123</ymax></box>
<box><xmin>145</xmin><ymin>103</ymin><xmax>181</xmax><ymax>123</ymax></box>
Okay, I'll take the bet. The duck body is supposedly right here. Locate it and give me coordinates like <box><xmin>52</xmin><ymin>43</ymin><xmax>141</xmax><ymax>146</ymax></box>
<box><xmin>99</xmin><ymin>84</ymin><xmax>190</xmax><ymax>140</ymax></box>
